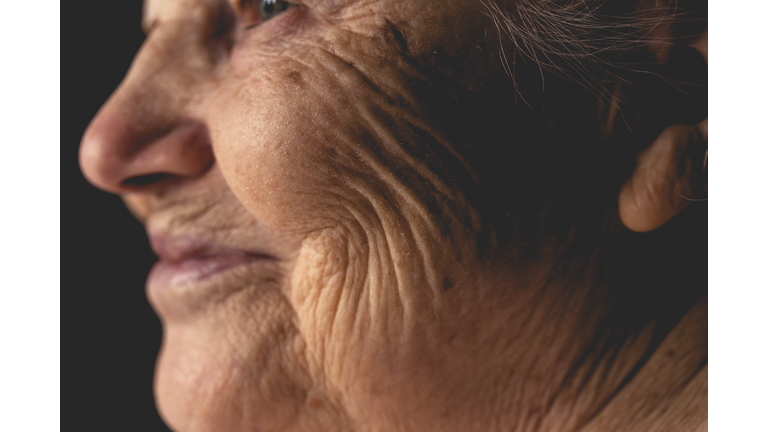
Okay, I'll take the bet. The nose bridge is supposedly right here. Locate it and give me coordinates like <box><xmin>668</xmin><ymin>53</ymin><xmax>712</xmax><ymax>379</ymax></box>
<box><xmin>79</xmin><ymin>14</ymin><xmax>220</xmax><ymax>194</ymax></box>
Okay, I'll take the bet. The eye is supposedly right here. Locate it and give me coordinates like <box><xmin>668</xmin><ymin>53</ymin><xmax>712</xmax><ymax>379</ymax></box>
<box><xmin>239</xmin><ymin>0</ymin><xmax>294</xmax><ymax>27</ymax></box>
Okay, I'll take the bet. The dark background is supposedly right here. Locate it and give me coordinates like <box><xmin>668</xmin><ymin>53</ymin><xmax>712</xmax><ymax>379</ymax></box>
<box><xmin>66</xmin><ymin>1</ymin><xmax>172</xmax><ymax>430</ymax></box>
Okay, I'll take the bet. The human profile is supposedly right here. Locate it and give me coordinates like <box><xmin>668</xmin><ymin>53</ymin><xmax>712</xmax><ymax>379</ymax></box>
<box><xmin>79</xmin><ymin>0</ymin><xmax>708</xmax><ymax>430</ymax></box>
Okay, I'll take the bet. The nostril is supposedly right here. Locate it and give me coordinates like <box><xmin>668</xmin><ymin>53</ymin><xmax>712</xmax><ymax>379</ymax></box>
<box><xmin>80</xmin><ymin>114</ymin><xmax>214</xmax><ymax>194</ymax></box>
<box><xmin>122</xmin><ymin>173</ymin><xmax>169</xmax><ymax>187</ymax></box>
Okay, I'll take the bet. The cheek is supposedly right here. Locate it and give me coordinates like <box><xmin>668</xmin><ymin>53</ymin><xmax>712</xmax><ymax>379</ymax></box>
<box><xmin>210</xmin><ymin>62</ymin><xmax>372</xmax><ymax>236</ymax></box>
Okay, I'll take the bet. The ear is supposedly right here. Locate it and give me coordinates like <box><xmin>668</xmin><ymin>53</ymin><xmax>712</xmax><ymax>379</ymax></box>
<box><xmin>618</xmin><ymin>31</ymin><xmax>707</xmax><ymax>232</ymax></box>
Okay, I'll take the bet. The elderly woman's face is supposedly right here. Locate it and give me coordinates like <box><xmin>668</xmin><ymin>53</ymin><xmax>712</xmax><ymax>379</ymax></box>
<box><xmin>80</xmin><ymin>0</ymin><xmax>526</xmax><ymax>430</ymax></box>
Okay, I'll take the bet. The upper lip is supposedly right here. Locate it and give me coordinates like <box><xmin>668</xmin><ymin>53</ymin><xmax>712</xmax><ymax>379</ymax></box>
<box><xmin>148</xmin><ymin>233</ymin><xmax>278</xmax><ymax>263</ymax></box>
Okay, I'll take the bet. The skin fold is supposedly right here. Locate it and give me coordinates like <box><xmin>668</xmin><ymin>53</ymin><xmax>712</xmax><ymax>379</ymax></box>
<box><xmin>79</xmin><ymin>0</ymin><xmax>707</xmax><ymax>431</ymax></box>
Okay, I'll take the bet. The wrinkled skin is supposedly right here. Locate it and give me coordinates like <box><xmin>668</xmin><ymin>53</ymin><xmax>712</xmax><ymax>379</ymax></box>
<box><xmin>79</xmin><ymin>0</ymin><xmax>707</xmax><ymax>431</ymax></box>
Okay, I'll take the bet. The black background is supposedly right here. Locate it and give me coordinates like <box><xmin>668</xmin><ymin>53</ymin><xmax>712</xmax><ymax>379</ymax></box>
<box><xmin>66</xmin><ymin>1</ymin><xmax>172</xmax><ymax>430</ymax></box>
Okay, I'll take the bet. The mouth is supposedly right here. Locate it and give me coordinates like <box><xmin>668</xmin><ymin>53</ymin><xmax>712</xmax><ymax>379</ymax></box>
<box><xmin>148</xmin><ymin>252</ymin><xmax>277</xmax><ymax>287</ymax></box>
<box><xmin>146</xmin><ymin>233</ymin><xmax>280</xmax><ymax>316</ymax></box>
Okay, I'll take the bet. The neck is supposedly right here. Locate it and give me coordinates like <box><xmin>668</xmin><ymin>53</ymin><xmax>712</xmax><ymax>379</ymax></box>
<box><xmin>468</xmin><ymin>203</ymin><xmax>708</xmax><ymax>432</ymax></box>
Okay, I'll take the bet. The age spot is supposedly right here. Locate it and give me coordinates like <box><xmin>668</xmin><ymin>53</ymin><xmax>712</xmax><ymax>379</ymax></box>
<box><xmin>443</xmin><ymin>277</ymin><xmax>453</xmax><ymax>291</ymax></box>
<box><xmin>286</xmin><ymin>71</ymin><xmax>303</xmax><ymax>86</ymax></box>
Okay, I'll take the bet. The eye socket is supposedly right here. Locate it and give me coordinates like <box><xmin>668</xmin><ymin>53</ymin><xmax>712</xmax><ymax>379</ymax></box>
<box><xmin>239</xmin><ymin>0</ymin><xmax>294</xmax><ymax>28</ymax></box>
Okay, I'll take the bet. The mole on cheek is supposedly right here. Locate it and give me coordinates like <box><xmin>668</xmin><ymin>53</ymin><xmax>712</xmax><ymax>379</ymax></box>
<box><xmin>443</xmin><ymin>277</ymin><xmax>453</xmax><ymax>291</ymax></box>
<box><xmin>286</xmin><ymin>71</ymin><xmax>303</xmax><ymax>86</ymax></box>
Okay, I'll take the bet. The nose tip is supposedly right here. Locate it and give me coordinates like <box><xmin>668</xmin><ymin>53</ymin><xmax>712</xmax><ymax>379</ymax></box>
<box><xmin>79</xmin><ymin>103</ymin><xmax>214</xmax><ymax>194</ymax></box>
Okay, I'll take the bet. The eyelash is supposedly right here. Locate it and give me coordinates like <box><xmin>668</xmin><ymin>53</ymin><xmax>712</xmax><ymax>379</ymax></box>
<box><xmin>238</xmin><ymin>0</ymin><xmax>295</xmax><ymax>29</ymax></box>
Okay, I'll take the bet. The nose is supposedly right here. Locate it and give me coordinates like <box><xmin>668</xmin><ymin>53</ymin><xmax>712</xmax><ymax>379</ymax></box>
<box><xmin>79</xmin><ymin>21</ymin><xmax>219</xmax><ymax>194</ymax></box>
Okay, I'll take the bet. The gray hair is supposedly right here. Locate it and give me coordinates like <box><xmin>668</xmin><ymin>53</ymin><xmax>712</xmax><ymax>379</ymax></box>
<box><xmin>482</xmin><ymin>0</ymin><xmax>707</xmax><ymax>105</ymax></box>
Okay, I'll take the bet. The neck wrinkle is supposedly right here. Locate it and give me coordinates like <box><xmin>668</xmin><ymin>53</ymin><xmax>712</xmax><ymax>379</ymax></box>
<box><xmin>514</xmin><ymin>205</ymin><xmax>707</xmax><ymax>432</ymax></box>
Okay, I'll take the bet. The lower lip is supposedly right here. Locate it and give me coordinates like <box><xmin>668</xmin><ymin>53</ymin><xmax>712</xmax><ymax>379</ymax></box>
<box><xmin>147</xmin><ymin>254</ymin><xmax>273</xmax><ymax>289</ymax></box>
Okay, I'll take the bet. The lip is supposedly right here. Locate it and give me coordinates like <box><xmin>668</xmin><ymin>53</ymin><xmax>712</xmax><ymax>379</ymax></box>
<box><xmin>146</xmin><ymin>233</ymin><xmax>278</xmax><ymax>295</ymax></box>
<box><xmin>148</xmin><ymin>253</ymin><xmax>276</xmax><ymax>288</ymax></box>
